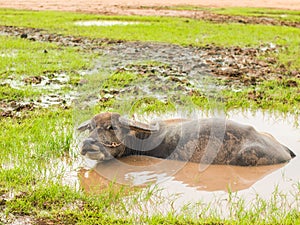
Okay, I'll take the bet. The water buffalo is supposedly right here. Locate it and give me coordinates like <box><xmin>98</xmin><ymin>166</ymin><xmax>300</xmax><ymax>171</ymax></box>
<box><xmin>78</xmin><ymin>112</ymin><xmax>295</xmax><ymax>166</ymax></box>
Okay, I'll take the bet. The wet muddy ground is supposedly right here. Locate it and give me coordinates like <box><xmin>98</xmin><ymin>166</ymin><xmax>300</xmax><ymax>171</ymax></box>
<box><xmin>1</xmin><ymin>25</ymin><xmax>299</xmax><ymax>118</ymax></box>
<box><xmin>0</xmin><ymin>71</ymin><xmax>77</xmax><ymax>117</ymax></box>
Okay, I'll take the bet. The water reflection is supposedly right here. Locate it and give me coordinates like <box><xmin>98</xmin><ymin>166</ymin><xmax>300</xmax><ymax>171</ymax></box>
<box><xmin>79</xmin><ymin>156</ymin><xmax>286</xmax><ymax>192</ymax></box>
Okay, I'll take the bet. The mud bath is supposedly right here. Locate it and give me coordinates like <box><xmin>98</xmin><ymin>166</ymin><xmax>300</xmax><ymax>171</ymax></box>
<box><xmin>80</xmin><ymin>156</ymin><xmax>285</xmax><ymax>192</ymax></box>
<box><xmin>77</xmin><ymin>110</ymin><xmax>300</xmax><ymax>216</ymax></box>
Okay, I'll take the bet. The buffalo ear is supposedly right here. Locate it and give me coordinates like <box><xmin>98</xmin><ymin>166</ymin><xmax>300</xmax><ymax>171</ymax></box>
<box><xmin>118</xmin><ymin>116</ymin><xmax>159</xmax><ymax>133</ymax></box>
<box><xmin>77</xmin><ymin>120</ymin><xmax>92</xmax><ymax>132</ymax></box>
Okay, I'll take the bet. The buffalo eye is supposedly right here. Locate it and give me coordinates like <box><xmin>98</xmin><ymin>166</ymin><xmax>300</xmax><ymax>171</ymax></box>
<box><xmin>106</xmin><ymin>125</ymin><xmax>117</xmax><ymax>131</ymax></box>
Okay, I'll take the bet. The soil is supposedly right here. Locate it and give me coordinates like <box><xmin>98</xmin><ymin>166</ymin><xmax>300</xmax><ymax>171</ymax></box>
<box><xmin>0</xmin><ymin>0</ymin><xmax>299</xmax><ymax>13</ymax></box>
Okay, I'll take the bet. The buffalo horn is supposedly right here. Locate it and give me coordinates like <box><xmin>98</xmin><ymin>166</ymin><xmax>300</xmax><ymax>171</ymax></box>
<box><xmin>119</xmin><ymin>116</ymin><xmax>159</xmax><ymax>132</ymax></box>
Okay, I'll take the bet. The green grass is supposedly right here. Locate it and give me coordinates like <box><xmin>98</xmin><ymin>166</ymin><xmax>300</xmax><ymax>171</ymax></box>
<box><xmin>101</xmin><ymin>72</ymin><xmax>141</xmax><ymax>89</ymax></box>
<box><xmin>221</xmin><ymin>78</ymin><xmax>300</xmax><ymax>113</ymax></box>
<box><xmin>0</xmin><ymin>109</ymin><xmax>72</xmax><ymax>188</ymax></box>
<box><xmin>0</xmin><ymin>35</ymin><xmax>93</xmax><ymax>79</ymax></box>
<box><xmin>2</xmin><ymin>176</ymin><xmax>300</xmax><ymax>224</ymax></box>
<box><xmin>0</xmin><ymin>85</ymin><xmax>40</xmax><ymax>101</ymax></box>
<box><xmin>3</xmin><ymin>182</ymin><xmax>136</xmax><ymax>224</ymax></box>
<box><xmin>79</xmin><ymin>66</ymin><xmax>300</xmax><ymax>115</ymax></box>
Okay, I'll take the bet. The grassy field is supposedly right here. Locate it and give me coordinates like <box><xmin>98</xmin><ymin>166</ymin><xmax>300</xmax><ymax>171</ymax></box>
<box><xmin>0</xmin><ymin>8</ymin><xmax>299</xmax><ymax>114</ymax></box>
<box><xmin>0</xmin><ymin>7</ymin><xmax>300</xmax><ymax>224</ymax></box>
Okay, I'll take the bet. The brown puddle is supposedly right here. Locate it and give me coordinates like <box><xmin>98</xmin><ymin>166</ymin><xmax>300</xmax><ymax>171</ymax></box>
<box><xmin>74</xmin><ymin>110</ymin><xmax>300</xmax><ymax>216</ymax></box>
<box><xmin>79</xmin><ymin>156</ymin><xmax>285</xmax><ymax>193</ymax></box>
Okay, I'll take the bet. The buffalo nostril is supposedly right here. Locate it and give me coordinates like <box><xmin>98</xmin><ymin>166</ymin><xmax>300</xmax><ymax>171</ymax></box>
<box><xmin>81</xmin><ymin>138</ymin><xmax>97</xmax><ymax>155</ymax></box>
<box><xmin>287</xmin><ymin>147</ymin><xmax>296</xmax><ymax>158</ymax></box>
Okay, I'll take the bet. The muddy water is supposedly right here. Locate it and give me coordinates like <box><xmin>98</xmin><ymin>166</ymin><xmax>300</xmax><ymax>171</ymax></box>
<box><xmin>79</xmin><ymin>156</ymin><xmax>285</xmax><ymax>192</ymax></box>
<box><xmin>75</xmin><ymin>110</ymin><xmax>300</xmax><ymax>216</ymax></box>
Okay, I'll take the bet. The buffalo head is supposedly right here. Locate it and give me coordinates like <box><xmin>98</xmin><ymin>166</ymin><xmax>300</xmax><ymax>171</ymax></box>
<box><xmin>78</xmin><ymin>112</ymin><xmax>159</xmax><ymax>161</ymax></box>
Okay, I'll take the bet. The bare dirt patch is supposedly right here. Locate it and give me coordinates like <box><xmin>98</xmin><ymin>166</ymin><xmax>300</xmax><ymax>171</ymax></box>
<box><xmin>0</xmin><ymin>0</ymin><xmax>299</xmax><ymax>14</ymax></box>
